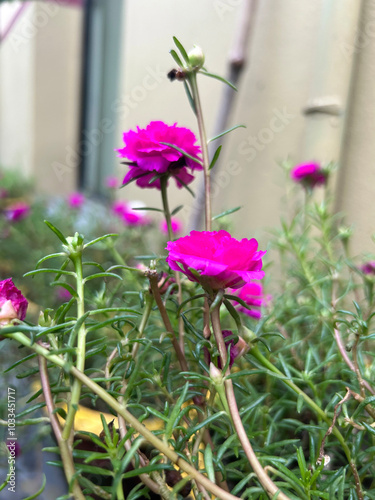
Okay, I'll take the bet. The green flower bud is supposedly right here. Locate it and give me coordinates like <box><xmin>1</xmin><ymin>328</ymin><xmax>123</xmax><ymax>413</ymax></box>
<box><xmin>63</xmin><ymin>232</ymin><xmax>84</xmax><ymax>257</ymax></box>
<box><xmin>338</xmin><ymin>226</ymin><xmax>353</xmax><ymax>242</ymax></box>
<box><xmin>38</xmin><ymin>310</ymin><xmax>53</xmax><ymax>327</ymax></box>
<box><xmin>188</xmin><ymin>45</ymin><xmax>205</xmax><ymax>69</ymax></box>
<box><xmin>241</xmin><ymin>326</ymin><xmax>256</xmax><ymax>345</ymax></box>
<box><xmin>209</xmin><ymin>362</ymin><xmax>223</xmax><ymax>385</ymax></box>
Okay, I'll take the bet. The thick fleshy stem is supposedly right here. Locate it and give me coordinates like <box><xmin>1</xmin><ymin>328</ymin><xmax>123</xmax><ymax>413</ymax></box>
<box><xmin>249</xmin><ymin>344</ymin><xmax>364</xmax><ymax>499</ymax></box>
<box><xmin>62</xmin><ymin>253</ymin><xmax>86</xmax><ymax>443</ymax></box>
<box><xmin>160</xmin><ymin>176</ymin><xmax>185</xmax><ymax>352</ymax></box>
<box><xmin>189</xmin><ymin>72</ymin><xmax>212</xmax><ymax>231</ymax></box>
<box><xmin>146</xmin><ymin>273</ymin><xmax>230</xmax><ymax>493</ymax></box>
<box><xmin>210</xmin><ymin>303</ymin><xmax>292</xmax><ymax>500</ymax></box>
<box><xmin>116</xmin><ymin>482</ymin><xmax>125</xmax><ymax>500</ymax></box>
<box><xmin>38</xmin><ymin>355</ymin><xmax>85</xmax><ymax>500</ymax></box>
<box><xmin>5</xmin><ymin>331</ymin><xmax>240</xmax><ymax>500</ymax></box>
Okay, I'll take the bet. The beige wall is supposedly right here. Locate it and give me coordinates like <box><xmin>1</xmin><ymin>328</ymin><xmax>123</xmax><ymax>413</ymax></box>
<box><xmin>0</xmin><ymin>1</ymin><xmax>82</xmax><ymax>193</ymax></box>
<box><xmin>336</xmin><ymin>0</ymin><xmax>375</xmax><ymax>257</ymax></box>
<box><xmin>1</xmin><ymin>0</ymin><xmax>375</xmax><ymax>256</ymax></box>
<box><xmin>0</xmin><ymin>2</ymin><xmax>35</xmax><ymax>177</ymax></box>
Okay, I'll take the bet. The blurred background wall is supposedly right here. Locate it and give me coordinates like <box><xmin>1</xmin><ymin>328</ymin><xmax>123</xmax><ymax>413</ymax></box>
<box><xmin>1</xmin><ymin>0</ymin><xmax>375</xmax><ymax>255</ymax></box>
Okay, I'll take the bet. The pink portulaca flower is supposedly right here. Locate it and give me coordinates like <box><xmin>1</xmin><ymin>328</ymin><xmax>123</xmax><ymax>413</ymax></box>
<box><xmin>166</xmin><ymin>230</ymin><xmax>265</xmax><ymax>292</ymax></box>
<box><xmin>117</xmin><ymin>121</ymin><xmax>202</xmax><ymax>189</ymax></box>
<box><xmin>68</xmin><ymin>192</ymin><xmax>85</xmax><ymax>208</ymax></box>
<box><xmin>232</xmin><ymin>282</ymin><xmax>271</xmax><ymax>319</ymax></box>
<box><xmin>56</xmin><ymin>287</ymin><xmax>72</xmax><ymax>302</ymax></box>
<box><xmin>0</xmin><ymin>278</ymin><xmax>28</xmax><ymax>326</ymax></box>
<box><xmin>160</xmin><ymin>217</ymin><xmax>183</xmax><ymax>235</ymax></box>
<box><xmin>5</xmin><ymin>202</ymin><xmax>30</xmax><ymax>222</ymax></box>
<box><xmin>106</xmin><ymin>176</ymin><xmax>118</xmax><ymax>189</ymax></box>
<box><xmin>290</xmin><ymin>162</ymin><xmax>327</xmax><ymax>188</ymax></box>
<box><xmin>111</xmin><ymin>200</ymin><xmax>150</xmax><ymax>227</ymax></box>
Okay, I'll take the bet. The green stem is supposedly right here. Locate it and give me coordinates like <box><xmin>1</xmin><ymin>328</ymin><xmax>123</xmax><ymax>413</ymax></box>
<box><xmin>109</xmin><ymin>240</ymin><xmax>127</xmax><ymax>267</ymax></box>
<box><xmin>210</xmin><ymin>304</ymin><xmax>292</xmax><ymax>500</ymax></box>
<box><xmin>189</xmin><ymin>72</ymin><xmax>211</xmax><ymax>231</ymax></box>
<box><xmin>5</xmin><ymin>331</ymin><xmax>240</xmax><ymax>500</ymax></box>
<box><xmin>160</xmin><ymin>176</ymin><xmax>185</xmax><ymax>352</ymax></box>
<box><xmin>250</xmin><ymin>345</ymin><xmax>363</xmax><ymax>496</ymax></box>
<box><xmin>116</xmin><ymin>481</ymin><xmax>125</xmax><ymax>500</ymax></box>
<box><xmin>130</xmin><ymin>292</ymin><xmax>154</xmax><ymax>360</ymax></box>
<box><xmin>62</xmin><ymin>254</ymin><xmax>86</xmax><ymax>442</ymax></box>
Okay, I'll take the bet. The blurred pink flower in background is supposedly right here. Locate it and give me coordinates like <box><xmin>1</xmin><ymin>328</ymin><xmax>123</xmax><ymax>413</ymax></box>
<box><xmin>111</xmin><ymin>200</ymin><xmax>150</xmax><ymax>227</ymax></box>
<box><xmin>0</xmin><ymin>188</ymin><xmax>8</xmax><ymax>199</ymax></box>
<box><xmin>68</xmin><ymin>192</ymin><xmax>85</xmax><ymax>208</ymax></box>
<box><xmin>166</xmin><ymin>230</ymin><xmax>265</xmax><ymax>291</ymax></box>
<box><xmin>117</xmin><ymin>121</ymin><xmax>202</xmax><ymax>189</ymax></box>
<box><xmin>106</xmin><ymin>176</ymin><xmax>118</xmax><ymax>189</ymax></box>
<box><xmin>160</xmin><ymin>217</ymin><xmax>183</xmax><ymax>235</ymax></box>
<box><xmin>111</xmin><ymin>200</ymin><xmax>128</xmax><ymax>217</ymax></box>
<box><xmin>6</xmin><ymin>441</ymin><xmax>21</xmax><ymax>457</ymax></box>
<box><xmin>56</xmin><ymin>287</ymin><xmax>72</xmax><ymax>301</ymax></box>
<box><xmin>4</xmin><ymin>202</ymin><xmax>30</xmax><ymax>221</ymax></box>
<box><xmin>0</xmin><ymin>278</ymin><xmax>28</xmax><ymax>326</ymax></box>
<box><xmin>232</xmin><ymin>281</ymin><xmax>271</xmax><ymax>319</ymax></box>
<box><xmin>290</xmin><ymin>162</ymin><xmax>327</xmax><ymax>188</ymax></box>
<box><xmin>361</xmin><ymin>261</ymin><xmax>375</xmax><ymax>275</ymax></box>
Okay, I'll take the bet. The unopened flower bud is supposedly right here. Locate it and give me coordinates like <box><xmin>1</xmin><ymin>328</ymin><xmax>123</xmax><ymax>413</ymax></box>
<box><xmin>338</xmin><ymin>226</ymin><xmax>353</xmax><ymax>242</ymax></box>
<box><xmin>209</xmin><ymin>362</ymin><xmax>223</xmax><ymax>385</ymax></box>
<box><xmin>203</xmin><ymin>325</ymin><xmax>211</xmax><ymax>339</ymax></box>
<box><xmin>63</xmin><ymin>233</ymin><xmax>84</xmax><ymax>257</ymax></box>
<box><xmin>157</xmin><ymin>272</ymin><xmax>176</xmax><ymax>295</ymax></box>
<box><xmin>39</xmin><ymin>310</ymin><xmax>53</xmax><ymax>327</ymax></box>
<box><xmin>188</xmin><ymin>45</ymin><xmax>205</xmax><ymax>69</ymax></box>
<box><xmin>241</xmin><ymin>327</ymin><xmax>256</xmax><ymax>345</ymax></box>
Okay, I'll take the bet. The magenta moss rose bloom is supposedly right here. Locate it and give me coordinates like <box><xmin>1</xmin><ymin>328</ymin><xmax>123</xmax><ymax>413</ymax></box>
<box><xmin>232</xmin><ymin>282</ymin><xmax>271</xmax><ymax>319</ymax></box>
<box><xmin>5</xmin><ymin>202</ymin><xmax>30</xmax><ymax>221</ymax></box>
<box><xmin>117</xmin><ymin>121</ymin><xmax>202</xmax><ymax>189</ymax></box>
<box><xmin>166</xmin><ymin>230</ymin><xmax>265</xmax><ymax>291</ymax></box>
<box><xmin>161</xmin><ymin>217</ymin><xmax>183</xmax><ymax>235</ymax></box>
<box><xmin>106</xmin><ymin>176</ymin><xmax>118</xmax><ymax>189</ymax></box>
<box><xmin>0</xmin><ymin>278</ymin><xmax>28</xmax><ymax>326</ymax></box>
<box><xmin>112</xmin><ymin>200</ymin><xmax>150</xmax><ymax>226</ymax></box>
<box><xmin>68</xmin><ymin>192</ymin><xmax>85</xmax><ymax>208</ymax></box>
<box><xmin>290</xmin><ymin>162</ymin><xmax>327</xmax><ymax>188</ymax></box>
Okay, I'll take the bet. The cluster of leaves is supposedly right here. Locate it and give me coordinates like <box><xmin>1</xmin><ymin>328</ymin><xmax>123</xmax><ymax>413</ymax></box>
<box><xmin>2</xmin><ymin>38</ymin><xmax>375</xmax><ymax>500</ymax></box>
<box><xmin>1</xmin><ymin>186</ymin><xmax>375</xmax><ymax>499</ymax></box>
